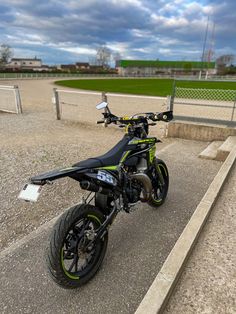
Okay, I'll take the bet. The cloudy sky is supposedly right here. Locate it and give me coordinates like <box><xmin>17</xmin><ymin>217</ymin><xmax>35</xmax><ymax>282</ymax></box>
<box><xmin>0</xmin><ymin>0</ymin><xmax>235</xmax><ymax>65</ymax></box>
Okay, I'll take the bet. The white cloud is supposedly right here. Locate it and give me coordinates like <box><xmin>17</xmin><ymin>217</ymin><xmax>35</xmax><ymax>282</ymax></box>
<box><xmin>111</xmin><ymin>0</ymin><xmax>143</xmax><ymax>7</ymax></box>
<box><xmin>133</xmin><ymin>47</ymin><xmax>152</xmax><ymax>53</ymax></box>
<box><xmin>0</xmin><ymin>0</ymin><xmax>235</xmax><ymax>63</ymax></box>
<box><xmin>131</xmin><ymin>29</ymin><xmax>152</xmax><ymax>38</ymax></box>
<box><xmin>158</xmin><ymin>48</ymin><xmax>172</xmax><ymax>55</ymax></box>
<box><xmin>58</xmin><ymin>46</ymin><xmax>96</xmax><ymax>55</ymax></box>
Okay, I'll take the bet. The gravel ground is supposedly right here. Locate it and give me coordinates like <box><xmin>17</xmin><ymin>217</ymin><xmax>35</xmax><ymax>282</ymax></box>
<box><xmin>0</xmin><ymin>79</ymin><xmax>171</xmax><ymax>250</ymax></box>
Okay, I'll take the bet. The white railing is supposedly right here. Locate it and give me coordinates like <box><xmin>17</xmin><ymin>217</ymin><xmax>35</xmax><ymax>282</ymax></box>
<box><xmin>52</xmin><ymin>88</ymin><xmax>167</xmax><ymax>121</ymax></box>
<box><xmin>0</xmin><ymin>85</ymin><xmax>22</xmax><ymax>114</ymax></box>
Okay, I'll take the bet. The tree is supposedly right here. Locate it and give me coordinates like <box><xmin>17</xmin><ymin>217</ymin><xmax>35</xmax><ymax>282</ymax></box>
<box><xmin>96</xmin><ymin>46</ymin><xmax>111</xmax><ymax>68</ymax></box>
<box><xmin>216</xmin><ymin>54</ymin><xmax>235</xmax><ymax>75</ymax></box>
<box><xmin>112</xmin><ymin>52</ymin><xmax>121</xmax><ymax>62</ymax></box>
<box><xmin>216</xmin><ymin>54</ymin><xmax>235</xmax><ymax>66</ymax></box>
<box><xmin>0</xmin><ymin>44</ymin><xmax>13</xmax><ymax>66</ymax></box>
<box><xmin>112</xmin><ymin>52</ymin><xmax>122</xmax><ymax>67</ymax></box>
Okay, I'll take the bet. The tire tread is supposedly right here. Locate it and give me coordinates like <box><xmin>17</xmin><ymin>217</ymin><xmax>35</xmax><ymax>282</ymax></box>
<box><xmin>45</xmin><ymin>204</ymin><xmax>108</xmax><ymax>289</ymax></box>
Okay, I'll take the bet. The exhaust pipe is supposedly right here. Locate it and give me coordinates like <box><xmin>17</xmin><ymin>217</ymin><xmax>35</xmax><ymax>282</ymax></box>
<box><xmin>130</xmin><ymin>173</ymin><xmax>152</xmax><ymax>202</ymax></box>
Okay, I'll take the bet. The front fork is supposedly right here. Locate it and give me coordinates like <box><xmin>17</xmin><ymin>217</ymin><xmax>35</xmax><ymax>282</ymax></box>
<box><xmin>155</xmin><ymin>161</ymin><xmax>165</xmax><ymax>185</ymax></box>
<box><xmin>150</xmin><ymin>143</ymin><xmax>164</xmax><ymax>186</ymax></box>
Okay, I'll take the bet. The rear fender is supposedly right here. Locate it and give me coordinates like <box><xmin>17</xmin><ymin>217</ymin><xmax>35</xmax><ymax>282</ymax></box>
<box><xmin>30</xmin><ymin>166</ymin><xmax>84</xmax><ymax>185</ymax></box>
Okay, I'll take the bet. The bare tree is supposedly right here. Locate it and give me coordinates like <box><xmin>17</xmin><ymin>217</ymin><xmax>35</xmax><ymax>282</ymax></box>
<box><xmin>112</xmin><ymin>52</ymin><xmax>121</xmax><ymax>62</ymax></box>
<box><xmin>216</xmin><ymin>54</ymin><xmax>235</xmax><ymax>66</ymax></box>
<box><xmin>96</xmin><ymin>46</ymin><xmax>111</xmax><ymax>68</ymax></box>
<box><xmin>0</xmin><ymin>44</ymin><xmax>13</xmax><ymax>66</ymax></box>
<box><xmin>112</xmin><ymin>52</ymin><xmax>122</xmax><ymax>67</ymax></box>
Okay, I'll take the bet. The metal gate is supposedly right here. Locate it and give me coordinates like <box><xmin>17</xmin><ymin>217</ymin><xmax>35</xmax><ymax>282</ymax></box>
<box><xmin>0</xmin><ymin>85</ymin><xmax>22</xmax><ymax>114</ymax></box>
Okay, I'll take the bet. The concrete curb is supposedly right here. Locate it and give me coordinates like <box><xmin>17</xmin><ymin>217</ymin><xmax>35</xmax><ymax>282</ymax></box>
<box><xmin>135</xmin><ymin>146</ymin><xmax>236</xmax><ymax>314</ymax></box>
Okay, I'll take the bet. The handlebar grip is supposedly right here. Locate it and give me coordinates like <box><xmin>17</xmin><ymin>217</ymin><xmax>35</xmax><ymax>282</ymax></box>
<box><xmin>97</xmin><ymin>120</ymin><xmax>104</xmax><ymax>124</ymax></box>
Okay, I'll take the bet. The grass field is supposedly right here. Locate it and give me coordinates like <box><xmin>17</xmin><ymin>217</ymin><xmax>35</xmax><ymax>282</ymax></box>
<box><xmin>55</xmin><ymin>79</ymin><xmax>236</xmax><ymax>97</ymax></box>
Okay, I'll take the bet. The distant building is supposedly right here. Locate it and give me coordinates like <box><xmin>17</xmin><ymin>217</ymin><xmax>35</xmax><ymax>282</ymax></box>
<box><xmin>36</xmin><ymin>65</ymin><xmax>53</xmax><ymax>72</ymax></box>
<box><xmin>116</xmin><ymin>60</ymin><xmax>217</xmax><ymax>76</ymax></box>
<box><xmin>75</xmin><ymin>62</ymin><xmax>90</xmax><ymax>70</ymax></box>
<box><xmin>58</xmin><ymin>64</ymin><xmax>77</xmax><ymax>72</ymax></box>
<box><xmin>89</xmin><ymin>65</ymin><xmax>104</xmax><ymax>71</ymax></box>
<box><xmin>7</xmin><ymin>57</ymin><xmax>42</xmax><ymax>70</ymax></box>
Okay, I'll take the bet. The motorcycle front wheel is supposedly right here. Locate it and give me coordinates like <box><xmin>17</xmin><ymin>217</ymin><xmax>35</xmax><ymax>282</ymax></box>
<box><xmin>46</xmin><ymin>204</ymin><xmax>108</xmax><ymax>289</ymax></box>
<box><xmin>148</xmin><ymin>158</ymin><xmax>169</xmax><ymax>208</ymax></box>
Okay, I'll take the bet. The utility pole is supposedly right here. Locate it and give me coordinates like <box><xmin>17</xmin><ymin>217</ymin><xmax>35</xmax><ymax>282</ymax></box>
<box><xmin>199</xmin><ymin>15</ymin><xmax>210</xmax><ymax>80</ymax></box>
<box><xmin>206</xmin><ymin>22</ymin><xmax>216</xmax><ymax>79</ymax></box>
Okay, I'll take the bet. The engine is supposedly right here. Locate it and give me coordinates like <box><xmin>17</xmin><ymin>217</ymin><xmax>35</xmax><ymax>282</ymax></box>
<box><xmin>127</xmin><ymin>172</ymin><xmax>152</xmax><ymax>203</ymax></box>
<box><xmin>126</xmin><ymin>179</ymin><xmax>142</xmax><ymax>203</ymax></box>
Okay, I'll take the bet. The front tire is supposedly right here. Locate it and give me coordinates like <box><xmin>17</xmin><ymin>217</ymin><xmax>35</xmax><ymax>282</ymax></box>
<box><xmin>46</xmin><ymin>204</ymin><xmax>108</xmax><ymax>289</ymax></box>
<box><xmin>148</xmin><ymin>158</ymin><xmax>169</xmax><ymax>208</ymax></box>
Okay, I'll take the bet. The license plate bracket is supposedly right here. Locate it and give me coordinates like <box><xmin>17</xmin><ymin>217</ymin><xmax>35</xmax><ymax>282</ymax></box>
<box><xmin>18</xmin><ymin>183</ymin><xmax>42</xmax><ymax>202</ymax></box>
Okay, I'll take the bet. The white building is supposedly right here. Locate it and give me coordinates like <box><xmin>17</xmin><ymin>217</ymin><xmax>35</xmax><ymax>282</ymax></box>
<box><xmin>7</xmin><ymin>57</ymin><xmax>42</xmax><ymax>70</ymax></box>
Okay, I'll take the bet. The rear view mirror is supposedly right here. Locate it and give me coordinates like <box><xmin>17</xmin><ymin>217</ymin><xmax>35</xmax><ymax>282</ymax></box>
<box><xmin>156</xmin><ymin>111</ymin><xmax>173</xmax><ymax>122</ymax></box>
<box><xmin>96</xmin><ymin>102</ymin><xmax>108</xmax><ymax>110</ymax></box>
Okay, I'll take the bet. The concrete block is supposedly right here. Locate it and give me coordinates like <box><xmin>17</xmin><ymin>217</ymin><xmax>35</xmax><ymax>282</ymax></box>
<box><xmin>199</xmin><ymin>141</ymin><xmax>223</xmax><ymax>160</ymax></box>
<box><xmin>216</xmin><ymin>136</ymin><xmax>236</xmax><ymax>161</ymax></box>
<box><xmin>167</xmin><ymin>122</ymin><xmax>236</xmax><ymax>142</ymax></box>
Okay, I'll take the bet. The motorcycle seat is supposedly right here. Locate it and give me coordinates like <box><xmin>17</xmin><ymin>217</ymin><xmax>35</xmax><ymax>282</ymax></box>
<box><xmin>73</xmin><ymin>136</ymin><xmax>131</xmax><ymax>168</ymax></box>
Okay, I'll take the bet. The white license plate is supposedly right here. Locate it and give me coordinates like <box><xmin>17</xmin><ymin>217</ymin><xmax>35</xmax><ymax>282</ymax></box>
<box><xmin>18</xmin><ymin>183</ymin><xmax>42</xmax><ymax>202</ymax></box>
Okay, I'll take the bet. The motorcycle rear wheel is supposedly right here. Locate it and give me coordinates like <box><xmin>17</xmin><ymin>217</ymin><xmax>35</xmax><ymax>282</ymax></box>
<box><xmin>46</xmin><ymin>204</ymin><xmax>108</xmax><ymax>289</ymax></box>
<box><xmin>148</xmin><ymin>158</ymin><xmax>169</xmax><ymax>208</ymax></box>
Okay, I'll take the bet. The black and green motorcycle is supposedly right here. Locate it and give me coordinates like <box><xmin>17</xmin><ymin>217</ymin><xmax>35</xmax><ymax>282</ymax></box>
<box><xmin>19</xmin><ymin>102</ymin><xmax>173</xmax><ymax>289</ymax></box>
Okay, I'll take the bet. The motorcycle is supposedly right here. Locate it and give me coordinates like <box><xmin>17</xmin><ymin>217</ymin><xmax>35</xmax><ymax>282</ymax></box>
<box><xmin>19</xmin><ymin>102</ymin><xmax>173</xmax><ymax>289</ymax></box>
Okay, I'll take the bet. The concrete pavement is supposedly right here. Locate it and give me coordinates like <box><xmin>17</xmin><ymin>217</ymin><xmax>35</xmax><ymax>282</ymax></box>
<box><xmin>164</xmin><ymin>163</ymin><xmax>236</xmax><ymax>314</ymax></box>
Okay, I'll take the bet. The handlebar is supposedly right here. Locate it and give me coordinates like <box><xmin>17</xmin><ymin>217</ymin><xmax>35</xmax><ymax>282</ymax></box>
<box><xmin>97</xmin><ymin>110</ymin><xmax>173</xmax><ymax>126</ymax></box>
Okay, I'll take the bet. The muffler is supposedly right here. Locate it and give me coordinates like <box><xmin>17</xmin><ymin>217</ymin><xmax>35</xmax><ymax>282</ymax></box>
<box><xmin>130</xmin><ymin>173</ymin><xmax>152</xmax><ymax>202</ymax></box>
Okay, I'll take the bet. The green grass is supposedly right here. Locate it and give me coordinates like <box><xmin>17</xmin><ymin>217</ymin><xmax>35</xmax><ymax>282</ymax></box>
<box><xmin>55</xmin><ymin>79</ymin><xmax>236</xmax><ymax>97</ymax></box>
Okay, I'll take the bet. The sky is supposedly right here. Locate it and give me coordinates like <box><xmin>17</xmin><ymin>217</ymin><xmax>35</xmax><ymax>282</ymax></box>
<box><xmin>0</xmin><ymin>0</ymin><xmax>235</xmax><ymax>65</ymax></box>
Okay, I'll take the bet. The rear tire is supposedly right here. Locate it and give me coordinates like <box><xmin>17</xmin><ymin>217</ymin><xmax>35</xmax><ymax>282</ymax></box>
<box><xmin>46</xmin><ymin>204</ymin><xmax>108</xmax><ymax>289</ymax></box>
<box><xmin>148</xmin><ymin>158</ymin><xmax>169</xmax><ymax>208</ymax></box>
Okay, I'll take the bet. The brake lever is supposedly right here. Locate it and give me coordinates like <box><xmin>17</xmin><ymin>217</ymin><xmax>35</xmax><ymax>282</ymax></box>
<box><xmin>104</xmin><ymin>118</ymin><xmax>110</xmax><ymax>127</ymax></box>
<box><xmin>147</xmin><ymin>113</ymin><xmax>156</xmax><ymax>121</ymax></box>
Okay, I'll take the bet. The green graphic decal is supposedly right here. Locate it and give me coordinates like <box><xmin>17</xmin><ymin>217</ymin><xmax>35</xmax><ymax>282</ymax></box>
<box><xmin>61</xmin><ymin>249</ymin><xmax>80</xmax><ymax>280</ymax></box>
<box><xmin>149</xmin><ymin>145</ymin><xmax>156</xmax><ymax>162</ymax></box>
<box><xmin>120</xmin><ymin>151</ymin><xmax>131</xmax><ymax>163</ymax></box>
<box><xmin>97</xmin><ymin>166</ymin><xmax>118</xmax><ymax>171</ymax></box>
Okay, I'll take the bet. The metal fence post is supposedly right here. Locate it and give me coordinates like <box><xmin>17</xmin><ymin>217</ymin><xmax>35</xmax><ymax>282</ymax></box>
<box><xmin>14</xmin><ymin>85</ymin><xmax>23</xmax><ymax>114</ymax></box>
<box><xmin>102</xmin><ymin>91</ymin><xmax>107</xmax><ymax>102</ymax></box>
<box><xmin>53</xmin><ymin>88</ymin><xmax>61</xmax><ymax>120</ymax></box>
<box><xmin>231</xmin><ymin>93</ymin><xmax>236</xmax><ymax>122</ymax></box>
<box><xmin>166</xmin><ymin>96</ymin><xmax>171</xmax><ymax>110</ymax></box>
<box><xmin>169</xmin><ymin>80</ymin><xmax>176</xmax><ymax>111</ymax></box>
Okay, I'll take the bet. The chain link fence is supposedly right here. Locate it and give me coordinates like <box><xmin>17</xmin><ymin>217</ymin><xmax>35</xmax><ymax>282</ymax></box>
<box><xmin>171</xmin><ymin>86</ymin><xmax>236</xmax><ymax>126</ymax></box>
